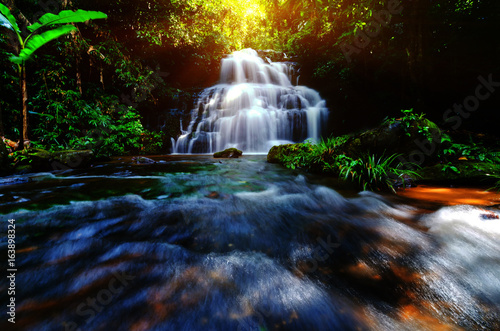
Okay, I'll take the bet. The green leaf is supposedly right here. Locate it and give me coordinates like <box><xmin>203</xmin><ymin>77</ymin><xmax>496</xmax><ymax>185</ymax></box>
<box><xmin>28</xmin><ymin>9</ymin><xmax>107</xmax><ymax>32</ymax></box>
<box><xmin>10</xmin><ymin>25</ymin><xmax>77</xmax><ymax>64</ymax></box>
<box><xmin>0</xmin><ymin>3</ymin><xmax>20</xmax><ymax>33</ymax></box>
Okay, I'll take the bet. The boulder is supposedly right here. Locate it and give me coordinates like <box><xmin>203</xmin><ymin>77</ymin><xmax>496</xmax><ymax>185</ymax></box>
<box><xmin>52</xmin><ymin>150</ymin><xmax>94</xmax><ymax>168</ymax></box>
<box><xmin>267</xmin><ymin>144</ymin><xmax>306</xmax><ymax>163</ymax></box>
<box><xmin>214</xmin><ymin>148</ymin><xmax>242</xmax><ymax>158</ymax></box>
<box><xmin>13</xmin><ymin>149</ymin><xmax>94</xmax><ymax>173</ymax></box>
<box><xmin>339</xmin><ymin>118</ymin><xmax>442</xmax><ymax>166</ymax></box>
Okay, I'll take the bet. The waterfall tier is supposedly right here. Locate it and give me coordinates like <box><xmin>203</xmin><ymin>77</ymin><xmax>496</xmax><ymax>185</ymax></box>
<box><xmin>172</xmin><ymin>49</ymin><xmax>328</xmax><ymax>154</ymax></box>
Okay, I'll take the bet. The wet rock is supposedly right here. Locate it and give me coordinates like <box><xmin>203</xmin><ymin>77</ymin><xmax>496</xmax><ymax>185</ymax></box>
<box><xmin>480</xmin><ymin>211</ymin><xmax>499</xmax><ymax>220</ymax></box>
<box><xmin>132</xmin><ymin>156</ymin><xmax>156</xmax><ymax>164</ymax></box>
<box><xmin>214</xmin><ymin>148</ymin><xmax>242</xmax><ymax>158</ymax></box>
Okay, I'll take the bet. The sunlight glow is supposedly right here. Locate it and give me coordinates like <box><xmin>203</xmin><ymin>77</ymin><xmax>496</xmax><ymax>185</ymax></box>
<box><xmin>398</xmin><ymin>185</ymin><xmax>500</xmax><ymax>206</ymax></box>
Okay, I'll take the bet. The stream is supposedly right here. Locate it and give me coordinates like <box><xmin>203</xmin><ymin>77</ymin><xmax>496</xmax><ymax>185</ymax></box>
<box><xmin>1</xmin><ymin>155</ymin><xmax>500</xmax><ymax>330</ymax></box>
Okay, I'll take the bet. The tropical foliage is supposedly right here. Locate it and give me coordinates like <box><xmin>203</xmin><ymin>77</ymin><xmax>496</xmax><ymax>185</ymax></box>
<box><xmin>0</xmin><ymin>0</ymin><xmax>498</xmax><ymax>162</ymax></box>
<box><xmin>0</xmin><ymin>2</ymin><xmax>106</xmax><ymax>147</ymax></box>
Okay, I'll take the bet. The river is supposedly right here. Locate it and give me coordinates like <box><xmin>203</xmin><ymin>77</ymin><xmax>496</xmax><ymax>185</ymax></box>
<box><xmin>1</xmin><ymin>155</ymin><xmax>499</xmax><ymax>330</ymax></box>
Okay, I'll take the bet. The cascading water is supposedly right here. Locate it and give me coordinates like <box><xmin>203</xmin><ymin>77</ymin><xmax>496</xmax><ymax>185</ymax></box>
<box><xmin>172</xmin><ymin>49</ymin><xmax>328</xmax><ymax>154</ymax></box>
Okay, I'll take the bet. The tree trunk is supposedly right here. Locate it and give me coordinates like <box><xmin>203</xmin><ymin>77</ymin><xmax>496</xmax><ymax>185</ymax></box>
<box><xmin>21</xmin><ymin>63</ymin><xmax>28</xmax><ymax>148</ymax></box>
<box><xmin>76</xmin><ymin>58</ymin><xmax>83</xmax><ymax>94</ymax></box>
<box><xmin>100</xmin><ymin>65</ymin><xmax>105</xmax><ymax>90</ymax></box>
<box><xmin>75</xmin><ymin>50</ymin><xmax>83</xmax><ymax>95</ymax></box>
<box><xmin>72</xmin><ymin>30</ymin><xmax>83</xmax><ymax>95</ymax></box>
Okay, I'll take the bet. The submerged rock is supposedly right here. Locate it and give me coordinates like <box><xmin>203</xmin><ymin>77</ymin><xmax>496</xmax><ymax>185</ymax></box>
<box><xmin>214</xmin><ymin>148</ymin><xmax>242</xmax><ymax>158</ymax></box>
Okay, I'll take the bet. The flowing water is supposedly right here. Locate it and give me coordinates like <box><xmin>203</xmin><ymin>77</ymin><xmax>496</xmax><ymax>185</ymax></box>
<box><xmin>1</xmin><ymin>155</ymin><xmax>500</xmax><ymax>331</ymax></box>
<box><xmin>172</xmin><ymin>49</ymin><xmax>328</xmax><ymax>154</ymax></box>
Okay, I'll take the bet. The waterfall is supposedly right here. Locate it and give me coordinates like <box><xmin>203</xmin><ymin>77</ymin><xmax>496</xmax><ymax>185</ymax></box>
<box><xmin>172</xmin><ymin>49</ymin><xmax>329</xmax><ymax>154</ymax></box>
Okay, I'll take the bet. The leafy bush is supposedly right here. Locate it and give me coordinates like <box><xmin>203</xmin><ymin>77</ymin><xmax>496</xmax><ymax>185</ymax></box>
<box><xmin>382</xmin><ymin>108</ymin><xmax>429</xmax><ymax>138</ymax></box>
<box><xmin>30</xmin><ymin>88</ymin><xmax>153</xmax><ymax>157</ymax></box>
<box><xmin>280</xmin><ymin>143</ymin><xmax>317</xmax><ymax>170</ymax></box>
<box><xmin>440</xmin><ymin>139</ymin><xmax>500</xmax><ymax>163</ymax></box>
<box><xmin>335</xmin><ymin>153</ymin><xmax>419</xmax><ymax>192</ymax></box>
<box><xmin>279</xmin><ymin>136</ymin><xmax>350</xmax><ymax>170</ymax></box>
<box><xmin>138</xmin><ymin>131</ymin><xmax>166</xmax><ymax>155</ymax></box>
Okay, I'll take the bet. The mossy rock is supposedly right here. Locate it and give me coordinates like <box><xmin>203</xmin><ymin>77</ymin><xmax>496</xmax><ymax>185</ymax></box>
<box><xmin>214</xmin><ymin>148</ymin><xmax>242</xmax><ymax>158</ymax></box>
<box><xmin>14</xmin><ymin>149</ymin><xmax>94</xmax><ymax>173</ymax></box>
<box><xmin>267</xmin><ymin>145</ymin><xmax>288</xmax><ymax>163</ymax></box>
<box><xmin>267</xmin><ymin>144</ymin><xmax>303</xmax><ymax>164</ymax></box>
<box><xmin>339</xmin><ymin>118</ymin><xmax>442</xmax><ymax>166</ymax></box>
<box><xmin>52</xmin><ymin>150</ymin><xmax>94</xmax><ymax>168</ymax></box>
<box><xmin>17</xmin><ymin>148</ymin><xmax>53</xmax><ymax>172</ymax></box>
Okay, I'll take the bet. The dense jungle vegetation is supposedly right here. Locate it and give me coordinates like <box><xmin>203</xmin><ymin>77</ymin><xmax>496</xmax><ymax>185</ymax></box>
<box><xmin>1</xmin><ymin>0</ymin><xmax>499</xmax><ymax>159</ymax></box>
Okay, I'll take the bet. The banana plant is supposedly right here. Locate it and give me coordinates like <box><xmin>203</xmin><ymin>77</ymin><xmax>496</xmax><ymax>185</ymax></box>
<box><xmin>0</xmin><ymin>3</ymin><xmax>106</xmax><ymax>148</ymax></box>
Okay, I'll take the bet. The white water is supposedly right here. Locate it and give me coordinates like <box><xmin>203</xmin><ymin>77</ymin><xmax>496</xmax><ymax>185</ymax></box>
<box><xmin>172</xmin><ymin>49</ymin><xmax>328</xmax><ymax>154</ymax></box>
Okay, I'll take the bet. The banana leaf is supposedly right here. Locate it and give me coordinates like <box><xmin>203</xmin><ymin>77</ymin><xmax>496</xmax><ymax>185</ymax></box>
<box><xmin>28</xmin><ymin>9</ymin><xmax>107</xmax><ymax>32</ymax></box>
<box><xmin>10</xmin><ymin>25</ymin><xmax>77</xmax><ymax>64</ymax></box>
<box><xmin>0</xmin><ymin>3</ymin><xmax>20</xmax><ymax>33</ymax></box>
